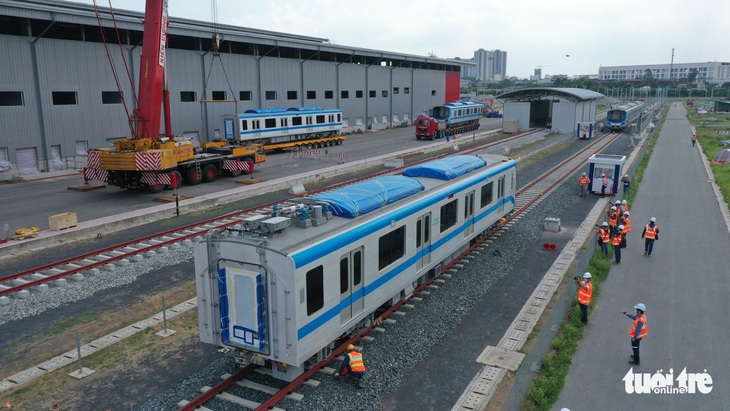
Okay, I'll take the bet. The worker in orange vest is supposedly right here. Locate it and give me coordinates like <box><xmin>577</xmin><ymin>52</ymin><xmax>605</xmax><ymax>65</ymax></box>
<box><xmin>620</xmin><ymin>199</ymin><xmax>629</xmax><ymax>214</ymax></box>
<box><xmin>691</xmin><ymin>134</ymin><xmax>697</xmax><ymax>147</ymax></box>
<box><xmin>641</xmin><ymin>217</ymin><xmax>659</xmax><ymax>256</ymax></box>
<box><xmin>335</xmin><ymin>344</ymin><xmax>367</xmax><ymax>388</ymax></box>
<box><xmin>574</xmin><ymin>272</ymin><xmax>593</xmax><ymax>325</ymax></box>
<box><xmin>598</xmin><ymin>222</ymin><xmax>611</xmax><ymax>256</ymax></box>
<box><xmin>601</xmin><ymin>174</ymin><xmax>609</xmax><ymax>197</ymax></box>
<box><xmin>578</xmin><ymin>172</ymin><xmax>591</xmax><ymax>197</ymax></box>
<box><xmin>620</xmin><ymin>211</ymin><xmax>631</xmax><ymax>235</ymax></box>
<box><xmin>623</xmin><ymin>303</ymin><xmax>648</xmax><ymax>365</ymax></box>
<box><xmin>612</xmin><ymin>225</ymin><xmax>625</xmax><ymax>264</ymax></box>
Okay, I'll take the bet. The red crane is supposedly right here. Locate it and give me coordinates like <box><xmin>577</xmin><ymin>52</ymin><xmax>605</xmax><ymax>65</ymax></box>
<box><xmin>132</xmin><ymin>0</ymin><xmax>172</xmax><ymax>139</ymax></box>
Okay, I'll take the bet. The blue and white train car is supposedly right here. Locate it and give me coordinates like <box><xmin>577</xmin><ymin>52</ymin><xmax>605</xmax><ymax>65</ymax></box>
<box><xmin>222</xmin><ymin>106</ymin><xmax>342</xmax><ymax>144</ymax></box>
<box><xmin>605</xmin><ymin>101</ymin><xmax>646</xmax><ymax>132</ymax></box>
<box><xmin>432</xmin><ymin>101</ymin><xmax>483</xmax><ymax>131</ymax></box>
<box><xmin>195</xmin><ymin>153</ymin><xmax>516</xmax><ymax>381</ymax></box>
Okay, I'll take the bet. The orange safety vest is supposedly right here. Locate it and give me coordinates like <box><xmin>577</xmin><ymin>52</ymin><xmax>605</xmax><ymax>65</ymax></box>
<box><xmin>612</xmin><ymin>232</ymin><xmax>623</xmax><ymax>246</ymax></box>
<box><xmin>347</xmin><ymin>351</ymin><xmax>366</xmax><ymax>373</ymax></box>
<box><xmin>692</xmin><ymin>135</ymin><xmax>697</xmax><ymax>142</ymax></box>
<box><xmin>622</xmin><ymin>217</ymin><xmax>631</xmax><ymax>234</ymax></box>
<box><xmin>645</xmin><ymin>224</ymin><xmax>657</xmax><ymax>239</ymax></box>
<box><xmin>609</xmin><ymin>211</ymin><xmax>618</xmax><ymax>227</ymax></box>
<box><xmin>599</xmin><ymin>227</ymin><xmax>611</xmax><ymax>243</ymax></box>
<box><xmin>577</xmin><ymin>282</ymin><xmax>592</xmax><ymax>305</ymax></box>
<box><xmin>579</xmin><ymin>175</ymin><xmax>590</xmax><ymax>187</ymax></box>
<box><xmin>620</xmin><ymin>204</ymin><xmax>629</xmax><ymax>213</ymax></box>
<box><xmin>630</xmin><ymin>314</ymin><xmax>648</xmax><ymax>339</ymax></box>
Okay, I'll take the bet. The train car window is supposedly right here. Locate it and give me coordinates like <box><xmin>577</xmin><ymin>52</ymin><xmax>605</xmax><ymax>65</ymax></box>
<box><xmin>424</xmin><ymin>215</ymin><xmax>430</xmax><ymax>242</ymax></box>
<box><xmin>498</xmin><ymin>176</ymin><xmax>505</xmax><ymax>198</ymax></box>
<box><xmin>480</xmin><ymin>182</ymin><xmax>493</xmax><ymax>208</ymax></box>
<box><xmin>292</xmin><ymin>116</ymin><xmax>302</xmax><ymax>126</ymax></box>
<box><xmin>253</xmin><ymin>120</ymin><xmax>260</xmax><ymax>130</ymax></box>
<box><xmin>282</xmin><ymin>118</ymin><xmax>288</xmax><ymax>127</ymax></box>
<box><xmin>306</xmin><ymin>265</ymin><xmax>324</xmax><ymax>316</ymax></box>
<box><xmin>339</xmin><ymin>257</ymin><xmax>349</xmax><ymax>294</ymax></box>
<box><xmin>338</xmin><ymin>113</ymin><xmax>341</xmax><ymax>122</ymax></box>
<box><xmin>440</xmin><ymin>199</ymin><xmax>458</xmax><ymax>233</ymax></box>
<box><xmin>416</xmin><ymin>220</ymin><xmax>422</xmax><ymax>248</ymax></box>
<box><xmin>316</xmin><ymin>115</ymin><xmax>325</xmax><ymax>124</ymax></box>
<box><xmin>306</xmin><ymin>116</ymin><xmax>313</xmax><ymax>125</ymax></box>
<box><xmin>353</xmin><ymin>250</ymin><xmax>362</xmax><ymax>286</ymax></box>
<box><xmin>265</xmin><ymin>118</ymin><xmax>276</xmax><ymax>129</ymax></box>
<box><xmin>378</xmin><ymin>226</ymin><xmax>405</xmax><ymax>270</ymax></box>
<box><xmin>240</xmin><ymin>120</ymin><xmax>248</xmax><ymax>131</ymax></box>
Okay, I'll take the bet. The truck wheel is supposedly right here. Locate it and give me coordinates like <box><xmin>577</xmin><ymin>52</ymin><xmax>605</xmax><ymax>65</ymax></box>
<box><xmin>165</xmin><ymin>170</ymin><xmax>182</xmax><ymax>190</ymax></box>
<box><xmin>146</xmin><ymin>183</ymin><xmax>165</xmax><ymax>193</ymax></box>
<box><xmin>202</xmin><ymin>164</ymin><xmax>217</xmax><ymax>182</ymax></box>
<box><xmin>185</xmin><ymin>168</ymin><xmax>202</xmax><ymax>185</ymax></box>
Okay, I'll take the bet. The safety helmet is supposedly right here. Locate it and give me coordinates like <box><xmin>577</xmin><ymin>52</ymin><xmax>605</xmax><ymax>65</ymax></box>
<box><xmin>601</xmin><ymin>222</ymin><xmax>608</xmax><ymax>226</ymax></box>
<box><xmin>650</xmin><ymin>217</ymin><xmax>656</xmax><ymax>223</ymax></box>
<box><xmin>622</xmin><ymin>200</ymin><xmax>627</xmax><ymax>205</ymax></box>
<box><xmin>610</xmin><ymin>206</ymin><xmax>616</xmax><ymax>210</ymax></box>
<box><xmin>624</xmin><ymin>211</ymin><xmax>629</xmax><ymax>216</ymax></box>
<box><xmin>615</xmin><ymin>200</ymin><xmax>621</xmax><ymax>205</ymax></box>
<box><xmin>583</xmin><ymin>272</ymin><xmax>592</xmax><ymax>279</ymax></box>
<box><xmin>634</xmin><ymin>303</ymin><xmax>646</xmax><ymax>312</ymax></box>
<box><xmin>582</xmin><ymin>172</ymin><xmax>586</xmax><ymax>176</ymax></box>
<box><xmin>624</xmin><ymin>174</ymin><xmax>628</xmax><ymax>178</ymax></box>
<box><xmin>618</xmin><ymin>224</ymin><xmax>624</xmax><ymax>230</ymax></box>
<box><xmin>346</xmin><ymin>344</ymin><xmax>355</xmax><ymax>351</ymax></box>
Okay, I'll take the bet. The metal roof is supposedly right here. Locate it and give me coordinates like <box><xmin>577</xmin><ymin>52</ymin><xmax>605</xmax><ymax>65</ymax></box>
<box><xmin>496</xmin><ymin>88</ymin><xmax>604</xmax><ymax>103</ymax></box>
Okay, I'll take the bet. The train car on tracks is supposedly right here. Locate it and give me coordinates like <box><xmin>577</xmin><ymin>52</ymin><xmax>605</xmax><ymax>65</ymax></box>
<box><xmin>605</xmin><ymin>101</ymin><xmax>646</xmax><ymax>132</ymax></box>
<box><xmin>195</xmin><ymin>153</ymin><xmax>516</xmax><ymax>382</ymax></box>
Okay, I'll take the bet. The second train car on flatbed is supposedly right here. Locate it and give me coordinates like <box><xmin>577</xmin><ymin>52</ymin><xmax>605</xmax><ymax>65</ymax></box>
<box><xmin>195</xmin><ymin>153</ymin><xmax>516</xmax><ymax>381</ymax></box>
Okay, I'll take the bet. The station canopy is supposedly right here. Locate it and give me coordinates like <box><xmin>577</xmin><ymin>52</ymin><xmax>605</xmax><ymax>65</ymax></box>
<box><xmin>496</xmin><ymin>87</ymin><xmax>604</xmax><ymax>103</ymax></box>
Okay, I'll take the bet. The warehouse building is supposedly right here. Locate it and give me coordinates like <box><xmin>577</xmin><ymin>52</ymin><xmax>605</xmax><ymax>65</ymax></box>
<box><xmin>0</xmin><ymin>0</ymin><xmax>466</xmax><ymax>176</ymax></box>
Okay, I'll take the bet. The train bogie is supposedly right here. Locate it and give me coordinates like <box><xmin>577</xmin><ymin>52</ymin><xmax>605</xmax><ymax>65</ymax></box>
<box><xmin>196</xmin><ymin>153</ymin><xmax>517</xmax><ymax>381</ymax></box>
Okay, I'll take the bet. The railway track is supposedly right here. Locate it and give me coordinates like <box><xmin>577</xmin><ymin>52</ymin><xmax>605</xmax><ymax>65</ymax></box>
<box><xmin>0</xmin><ymin>129</ymin><xmax>543</xmax><ymax>301</ymax></box>
<box><xmin>172</xmin><ymin>131</ymin><xmax>627</xmax><ymax>411</ymax></box>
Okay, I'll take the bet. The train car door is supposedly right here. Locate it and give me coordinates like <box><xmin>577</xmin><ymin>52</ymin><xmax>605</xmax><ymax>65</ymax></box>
<box><xmin>497</xmin><ymin>176</ymin><xmax>506</xmax><ymax>215</ymax></box>
<box><xmin>463</xmin><ymin>191</ymin><xmax>475</xmax><ymax>238</ymax></box>
<box><xmin>339</xmin><ymin>247</ymin><xmax>364</xmax><ymax>325</ymax></box>
<box><xmin>416</xmin><ymin>212</ymin><xmax>431</xmax><ymax>271</ymax></box>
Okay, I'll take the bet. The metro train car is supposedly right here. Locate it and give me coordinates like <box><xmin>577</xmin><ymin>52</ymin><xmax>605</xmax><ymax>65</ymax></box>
<box><xmin>195</xmin><ymin>153</ymin><xmax>517</xmax><ymax>382</ymax></box>
<box><xmin>432</xmin><ymin>101</ymin><xmax>484</xmax><ymax>130</ymax></box>
<box><xmin>222</xmin><ymin>106</ymin><xmax>342</xmax><ymax>145</ymax></box>
<box><xmin>605</xmin><ymin>101</ymin><xmax>646</xmax><ymax>132</ymax></box>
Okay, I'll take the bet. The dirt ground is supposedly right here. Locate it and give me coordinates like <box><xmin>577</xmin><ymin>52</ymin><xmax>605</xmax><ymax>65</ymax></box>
<box><xmin>0</xmin><ymin>280</ymin><xmax>220</xmax><ymax>410</ymax></box>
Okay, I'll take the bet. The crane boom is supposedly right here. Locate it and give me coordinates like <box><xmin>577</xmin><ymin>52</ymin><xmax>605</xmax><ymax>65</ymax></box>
<box><xmin>133</xmin><ymin>0</ymin><xmax>169</xmax><ymax>139</ymax></box>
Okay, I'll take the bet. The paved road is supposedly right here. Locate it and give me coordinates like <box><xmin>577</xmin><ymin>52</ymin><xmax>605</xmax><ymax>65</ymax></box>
<box><xmin>0</xmin><ymin>119</ymin><xmax>501</xmax><ymax>233</ymax></box>
<box><xmin>556</xmin><ymin>103</ymin><xmax>730</xmax><ymax>410</ymax></box>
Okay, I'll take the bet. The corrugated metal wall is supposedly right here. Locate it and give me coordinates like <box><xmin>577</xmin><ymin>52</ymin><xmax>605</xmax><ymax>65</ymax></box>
<box><xmin>0</xmin><ymin>11</ymin><xmax>460</xmax><ymax>169</ymax></box>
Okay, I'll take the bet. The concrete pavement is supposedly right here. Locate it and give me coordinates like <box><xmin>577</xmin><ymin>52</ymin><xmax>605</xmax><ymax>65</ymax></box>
<box><xmin>555</xmin><ymin>102</ymin><xmax>730</xmax><ymax>410</ymax></box>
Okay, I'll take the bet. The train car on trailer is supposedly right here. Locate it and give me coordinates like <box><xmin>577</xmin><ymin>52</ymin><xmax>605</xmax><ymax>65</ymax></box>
<box><xmin>415</xmin><ymin>101</ymin><xmax>483</xmax><ymax>140</ymax></box>
<box><xmin>195</xmin><ymin>153</ymin><xmax>516</xmax><ymax>382</ymax></box>
<box><xmin>222</xmin><ymin>106</ymin><xmax>344</xmax><ymax>151</ymax></box>
<box><xmin>605</xmin><ymin>101</ymin><xmax>646</xmax><ymax>132</ymax></box>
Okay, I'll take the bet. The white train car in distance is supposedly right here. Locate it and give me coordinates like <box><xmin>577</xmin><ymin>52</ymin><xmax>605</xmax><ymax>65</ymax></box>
<box><xmin>195</xmin><ymin>153</ymin><xmax>517</xmax><ymax>382</ymax></box>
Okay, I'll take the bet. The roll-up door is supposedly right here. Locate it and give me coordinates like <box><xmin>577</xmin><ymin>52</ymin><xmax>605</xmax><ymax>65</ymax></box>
<box><xmin>16</xmin><ymin>147</ymin><xmax>39</xmax><ymax>175</ymax></box>
<box><xmin>51</xmin><ymin>145</ymin><xmax>64</xmax><ymax>171</ymax></box>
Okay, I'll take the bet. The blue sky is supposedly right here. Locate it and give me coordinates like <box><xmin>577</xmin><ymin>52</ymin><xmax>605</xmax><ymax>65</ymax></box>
<box><xmin>68</xmin><ymin>0</ymin><xmax>729</xmax><ymax>78</ymax></box>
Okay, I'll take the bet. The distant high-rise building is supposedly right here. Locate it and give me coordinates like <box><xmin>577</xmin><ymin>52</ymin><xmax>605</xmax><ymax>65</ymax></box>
<box><xmin>473</xmin><ymin>49</ymin><xmax>507</xmax><ymax>82</ymax></box>
<box><xmin>455</xmin><ymin>57</ymin><xmax>477</xmax><ymax>79</ymax></box>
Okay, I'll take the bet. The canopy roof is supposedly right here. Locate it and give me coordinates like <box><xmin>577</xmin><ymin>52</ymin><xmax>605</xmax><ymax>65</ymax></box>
<box><xmin>497</xmin><ymin>87</ymin><xmax>604</xmax><ymax>103</ymax></box>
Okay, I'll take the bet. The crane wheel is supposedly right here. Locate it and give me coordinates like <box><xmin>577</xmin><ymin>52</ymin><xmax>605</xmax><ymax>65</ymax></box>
<box><xmin>202</xmin><ymin>164</ymin><xmax>218</xmax><ymax>182</ymax></box>
<box><xmin>185</xmin><ymin>168</ymin><xmax>202</xmax><ymax>185</ymax></box>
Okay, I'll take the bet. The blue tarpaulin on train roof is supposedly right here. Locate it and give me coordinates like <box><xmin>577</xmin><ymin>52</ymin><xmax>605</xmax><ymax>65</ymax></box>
<box><xmin>402</xmin><ymin>155</ymin><xmax>487</xmax><ymax>180</ymax></box>
<box><xmin>310</xmin><ymin>176</ymin><xmax>424</xmax><ymax>218</ymax></box>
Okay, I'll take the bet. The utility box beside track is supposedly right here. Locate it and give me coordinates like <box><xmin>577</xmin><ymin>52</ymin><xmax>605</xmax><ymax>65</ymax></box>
<box><xmin>49</xmin><ymin>212</ymin><xmax>77</xmax><ymax>231</ymax></box>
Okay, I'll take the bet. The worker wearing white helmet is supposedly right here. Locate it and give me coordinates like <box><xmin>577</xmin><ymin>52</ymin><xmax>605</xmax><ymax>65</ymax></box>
<box><xmin>621</xmin><ymin>174</ymin><xmax>631</xmax><ymax>198</ymax></box>
<box><xmin>598</xmin><ymin>222</ymin><xmax>611</xmax><ymax>256</ymax></box>
<box><xmin>641</xmin><ymin>217</ymin><xmax>659</xmax><ymax>256</ymax></box>
<box><xmin>623</xmin><ymin>303</ymin><xmax>648</xmax><ymax>365</ymax></box>
<box><xmin>574</xmin><ymin>272</ymin><xmax>593</xmax><ymax>325</ymax></box>
<box><xmin>578</xmin><ymin>172</ymin><xmax>591</xmax><ymax>197</ymax></box>
<box><xmin>621</xmin><ymin>211</ymin><xmax>631</xmax><ymax>235</ymax></box>
<box><xmin>612</xmin><ymin>224</ymin><xmax>626</xmax><ymax>264</ymax></box>
<box><xmin>620</xmin><ymin>199</ymin><xmax>629</xmax><ymax>213</ymax></box>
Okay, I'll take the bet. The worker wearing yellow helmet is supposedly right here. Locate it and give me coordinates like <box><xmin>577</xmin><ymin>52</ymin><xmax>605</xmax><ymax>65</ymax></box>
<box><xmin>334</xmin><ymin>343</ymin><xmax>367</xmax><ymax>388</ymax></box>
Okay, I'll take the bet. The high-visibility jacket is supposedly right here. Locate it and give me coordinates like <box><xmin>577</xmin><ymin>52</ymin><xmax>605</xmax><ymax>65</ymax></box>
<box><xmin>620</xmin><ymin>204</ymin><xmax>629</xmax><ymax>214</ymax></box>
<box><xmin>630</xmin><ymin>314</ymin><xmax>648</xmax><ymax>339</ymax></box>
<box><xmin>622</xmin><ymin>217</ymin><xmax>631</xmax><ymax>234</ymax></box>
<box><xmin>577</xmin><ymin>281</ymin><xmax>592</xmax><ymax>305</ymax></box>
<box><xmin>347</xmin><ymin>351</ymin><xmax>366</xmax><ymax>373</ymax></box>
<box><xmin>579</xmin><ymin>175</ymin><xmax>590</xmax><ymax>187</ymax></box>
<box><xmin>609</xmin><ymin>210</ymin><xmax>619</xmax><ymax>227</ymax></box>
<box><xmin>692</xmin><ymin>135</ymin><xmax>697</xmax><ymax>142</ymax></box>
<box><xmin>602</xmin><ymin>176</ymin><xmax>608</xmax><ymax>187</ymax></box>
<box><xmin>644</xmin><ymin>224</ymin><xmax>658</xmax><ymax>240</ymax></box>
<box><xmin>599</xmin><ymin>227</ymin><xmax>611</xmax><ymax>243</ymax></box>
<box><xmin>612</xmin><ymin>233</ymin><xmax>623</xmax><ymax>247</ymax></box>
